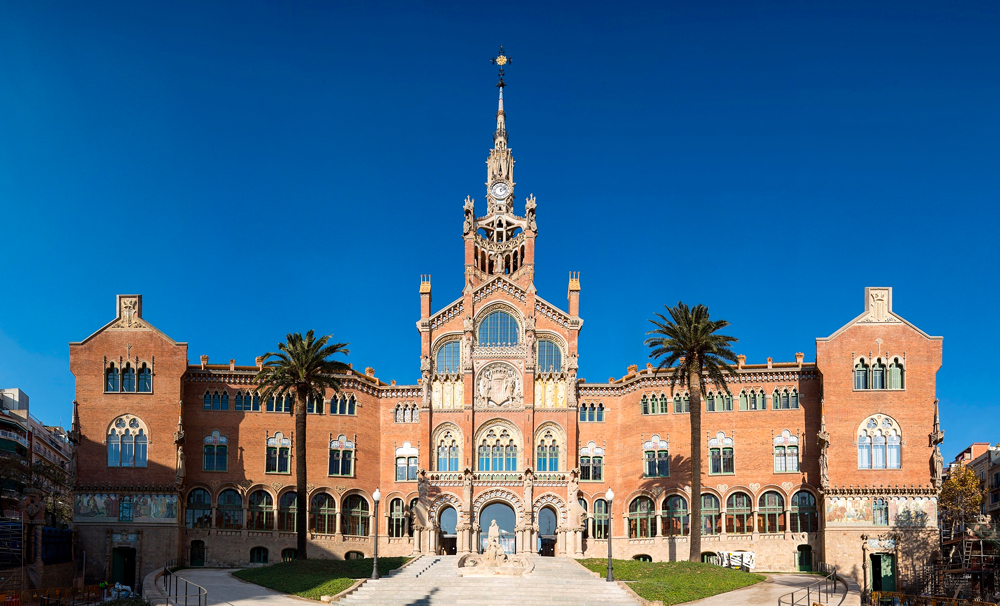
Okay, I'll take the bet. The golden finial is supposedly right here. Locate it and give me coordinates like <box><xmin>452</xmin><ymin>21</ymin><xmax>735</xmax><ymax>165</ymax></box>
<box><xmin>491</xmin><ymin>46</ymin><xmax>511</xmax><ymax>89</ymax></box>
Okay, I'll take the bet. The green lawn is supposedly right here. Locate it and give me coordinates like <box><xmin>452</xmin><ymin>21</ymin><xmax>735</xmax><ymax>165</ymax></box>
<box><xmin>578</xmin><ymin>559</ymin><xmax>765</xmax><ymax>605</ymax></box>
<box><xmin>233</xmin><ymin>557</ymin><xmax>410</xmax><ymax>599</ymax></box>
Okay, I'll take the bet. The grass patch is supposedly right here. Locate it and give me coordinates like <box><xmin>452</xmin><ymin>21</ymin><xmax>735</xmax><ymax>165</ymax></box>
<box><xmin>233</xmin><ymin>557</ymin><xmax>410</xmax><ymax>599</ymax></box>
<box><xmin>579</xmin><ymin>559</ymin><xmax>765</xmax><ymax>605</ymax></box>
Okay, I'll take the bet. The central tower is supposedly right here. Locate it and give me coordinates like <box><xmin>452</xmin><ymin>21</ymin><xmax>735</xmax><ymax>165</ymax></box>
<box><xmin>464</xmin><ymin>47</ymin><xmax>537</xmax><ymax>290</ymax></box>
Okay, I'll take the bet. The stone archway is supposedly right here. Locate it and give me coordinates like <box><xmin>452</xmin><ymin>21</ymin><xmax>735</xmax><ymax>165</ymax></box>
<box><xmin>472</xmin><ymin>489</ymin><xmax>526</xmax><ymax>553</ymax></box>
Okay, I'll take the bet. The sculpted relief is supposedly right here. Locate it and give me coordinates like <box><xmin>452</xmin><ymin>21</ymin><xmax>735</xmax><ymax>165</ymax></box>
<box><xmin>476</xmin><ymin>362</ymin><xmax>522</xmax><ymax>408</ymax></box>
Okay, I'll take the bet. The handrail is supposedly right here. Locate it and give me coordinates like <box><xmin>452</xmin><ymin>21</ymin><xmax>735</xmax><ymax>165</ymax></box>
<box><xmin>777</xmin><ymin>564</ymin><xmax>843</xmax><ymax>606</ymax></box>
<box><xmin>160</xmin><ymin>559</ymin><xmax>208</xmax><ymax>606</ymax></box>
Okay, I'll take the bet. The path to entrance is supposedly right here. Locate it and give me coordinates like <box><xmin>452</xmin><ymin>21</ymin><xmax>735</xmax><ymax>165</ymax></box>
<box><xmin>681</xmin><ymin>572</ymin><xmax>862</xmax><ymax>606</ymax></box>
<box><xmin>175</xmin><ymin>568</ymin><xmax>310</xmax><ymax>606</ymax></box>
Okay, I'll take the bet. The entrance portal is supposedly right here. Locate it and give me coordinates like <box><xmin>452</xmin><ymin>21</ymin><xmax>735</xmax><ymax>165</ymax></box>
<box><xmin>439</xmin><ymin>506</ymin><xmax>458</xmax><ymax>555</ymax></box>
<box><xmin>797</xmin><ymin>545</ymin><xmax>812</xmax><ymax>572</ymax></box>
<box><xmin>111</xmin><ymin>547</ymin><xmax>136</xmax><ymax>588</ymax></box>
<box><xmin>190</xmin><ymin>540</ymin><xmax>205</xmax><ymax>566</ymax></box>
<box><xmin>870</xmin><ymin>553</ymin><xmax>896</xmax><ymax>592</ymax></box>
<box><xmin>537</xmin><ymin>507</ymin><xmax>557</xmax><ymax>556</ymax></box>
<box><xmin>479</xmin><ymin>502</ymin><xmax>516</xmax><ymax>554</ymax></box>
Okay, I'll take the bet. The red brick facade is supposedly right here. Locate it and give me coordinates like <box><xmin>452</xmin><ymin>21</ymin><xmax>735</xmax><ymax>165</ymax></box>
<box><xmin>70</xmin><ymin>94</ymin><xmax>943</xmax><ymax>592</ymax></box>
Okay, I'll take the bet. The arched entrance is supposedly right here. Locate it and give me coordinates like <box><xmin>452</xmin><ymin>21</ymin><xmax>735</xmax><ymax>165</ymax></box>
<box><xmin>439</xmin><ymin>506</ymin><xmax>458</xmax><ymax>555</ymax></box>
<box><xmin>797</xmin><ymin>545</ymin><xmax>813</xmax><ymax>571</ymax></box>
<box><xmin>537</xmin><ymin>506</ymin><xmax>557</xmax><ymax>556</ymax></box>
<box><xmin>479</xmin><ymin>502</ymin><xmax>516</xmax><ymax>554</ymax></box>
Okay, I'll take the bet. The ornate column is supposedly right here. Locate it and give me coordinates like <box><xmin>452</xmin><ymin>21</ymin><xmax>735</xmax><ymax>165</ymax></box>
<box><xmin>334</xmin><ymin>510</ymin><xmax>343</xmax><ymax>540</ymax></box>
<box><xmin>783</xmin><ymin>507</ymin><xmax>791</xmax><ymax>540</ymax></box>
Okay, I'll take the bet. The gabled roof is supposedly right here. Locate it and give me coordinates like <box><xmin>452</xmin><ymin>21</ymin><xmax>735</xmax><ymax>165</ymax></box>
<box><xmin>70</xmin><ymin>294</ymin><xmax>186</xmax><ymax>346</ymax></box>
<box><xmin>817</xmin><ymin>287</ymin><xmax>941</xmax><ymax>342</ymax></box>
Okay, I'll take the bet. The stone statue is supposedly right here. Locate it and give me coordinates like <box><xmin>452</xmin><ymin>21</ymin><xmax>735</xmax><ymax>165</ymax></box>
<box><xmin>932</xmin><ymin>446</ymin><xmax>944</xmax><ymax>489</ymax></box>
<box><xmin>463</xmin><ymin>467</ymin><xmax>474</xmax><ymax>511</ymax></box>
<box><xmin>483</xmin><ymin>520</ymin><xmax>508</xmax><ymax>565</ymax></box>
<box><xmin>175</xmin><ymin>446</ymin><xmax>186</xmax><ymax>484</ymax></box>
<box><xmin>819</xmin><ymin>446</ymin><xmax>829</xmax><ymax>489</ymax></box>
<box><xmin>418</xmin><ymin>468</ymin><xmax>430</xmax><ymax>503</ymax></box>
<box><xmin>567</xmin><ymin>468</ymin><xmax>585</xmax><ymax>528</ymax></box>
<box><xmin>523</xmin><ymin>468</ymin><xmax>534</xmax><ymax>506</ymax></box>
<box><xmin>463</xmin><ymin>196</ymin><xmax>475</xmax><ymax>236</ymax></box>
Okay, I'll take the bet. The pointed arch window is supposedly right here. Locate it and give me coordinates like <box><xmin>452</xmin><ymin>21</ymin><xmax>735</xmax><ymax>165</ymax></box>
<box><xmin>857</xmin><ymin>415</ymin><xmax>902</xmax><ymax>470</ymax></box>
<box><xmin>659</xmin><ymin>394</ymin><xmax>670</xmax><ymax>414</ymax></box>
<box><xmin>854</xmin><ymin>359</ymin><xmax>870</xmax><ymax>390</ymax></box>
<box><xmin>477</xmin><ymin>310</ymin><xmax>520</xmax><ymax>346</ymax></box>
<box><xmin>137</xmin><ymin>363</ymin><xmax>152</xmax><ymax>392</ymax></box>
<box><xmin>708</xmin><ymin>432</ymin><xmax>735</xmax><ymax>475</ymax></box>
<box><xmin>738</xmin><ymin>391</ymin><xmax>748</xmax><ymax>411</ymax></box>
<box><xmin>888</xmin><ymin>358</ymin><xmax>904</xmax><ymax>389</ymax></box>
<box><xmin>331</xmin><ymin>394</ymin><xmax>357</xmax><ymax>415</ymax></box>
<box><xmin>307</xmin><ymin>395</ymin><xmax>324</xmax><ymax>414</ymax></box>
<box><xmin>436</xmin><ymin>341</ymin><xmax>462</xmax><ymax>374</ymax></box>
<box><xmin>641</xmin><ymin>394</ymin><xmax>650</xmax><ymax>415</ymax></box>
<box><xmin>537</xmin><ymin>340</ymin><xmax>562</xmax><ymax>372</ymax></box>
<box><xmin>478</xmin><ymin>426</ymin><xmax>518</xmax><ymax>472</ymax></box>
<box><xmin>673</xmin><ymin>393</ymin><xmax>690</xmax><ymax>413</ymax></box>
<box><xmin>247</xmin><ymin>490</ymin><xmax>273</xmax><ymax>530</ymax></box>
<box><xmin>872</xmin><ymin>360</ymin><xmax>886</xmax><ymax>389</ymax></box>
<box><xmin>329</xmin><ymin>435</ymin><xmax>355</xmax><ymax>477</ymax></box>
<box><xmin>121</xmin><ymin>363</ymin><xmax>136</xmax><ymax>392</ymax></box>
<box><xmin>436</xmin><ymin>429</ymin><xmax>460</xmax><ymax>472</ymax></box>
<box><xmin>536</xmin><ymin>429</ymin><xmax>559</xmax><ymax>472</ymax></box>
<box><xmin>235</xmin><ymin>391</ymin><xmax>261</xmax><ymax>412</ymax></box>
<box><xmin>107</xmin><ymin>416</ymin><xmax>148</xmax><ymax>467</ymax></box>
<box><xmin>105</xmin><ymin>364</ymin><xmax>119</xmax><ymax>392</ymax></box>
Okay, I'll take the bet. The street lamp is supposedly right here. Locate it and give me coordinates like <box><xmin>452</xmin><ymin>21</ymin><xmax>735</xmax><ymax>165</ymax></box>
<box><xmin>605</xmin><ymin>488</ymin><xmax>615</xmax><ymax>582</ymax></box>
<box><xmin>372</xmin><ymin>488</ymin><xmax>381</xmax><ymax>580</ymax></box>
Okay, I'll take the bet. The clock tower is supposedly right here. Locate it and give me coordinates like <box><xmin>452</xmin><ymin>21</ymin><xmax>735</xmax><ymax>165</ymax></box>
<box><xmin>464</xmin><ymin>46</ymin><xmax>537</xmax><ymax>290</ymax></box>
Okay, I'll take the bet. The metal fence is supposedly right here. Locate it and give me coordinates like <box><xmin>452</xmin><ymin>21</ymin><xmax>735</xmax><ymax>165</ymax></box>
<box><xmin>777</xmin><ymin>564</ymin><xmax>842</xmax><ymax>606</ymax></box>
<box><xmin>159</xmin><ymin>559</ymin><xmax>207</xmax><ymax>606</ymax></box>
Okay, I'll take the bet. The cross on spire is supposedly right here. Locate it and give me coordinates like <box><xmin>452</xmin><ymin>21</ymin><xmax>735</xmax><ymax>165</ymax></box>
<box><xmin>492</xmin><ymin>46</ymin><xmax>511</xmax><ymax>89</ymax></box>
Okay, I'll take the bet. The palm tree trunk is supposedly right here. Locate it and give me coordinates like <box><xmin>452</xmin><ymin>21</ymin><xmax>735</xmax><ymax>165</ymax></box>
<box><xmin>688</xmin><ymin>366</ymin><xmax>703</xmax><ymax>562</ymax></box>
<box><xmin>294</xmin><ymin>388</ymin><xmax>309</xmax><ymax>559</ymax></box>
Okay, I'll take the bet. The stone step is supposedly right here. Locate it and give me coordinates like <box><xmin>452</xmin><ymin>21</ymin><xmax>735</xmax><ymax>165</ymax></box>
<box><xmin>338</xmin><ymin>556</ymin><xmax>638</xmax><ymax>606</ymax></box>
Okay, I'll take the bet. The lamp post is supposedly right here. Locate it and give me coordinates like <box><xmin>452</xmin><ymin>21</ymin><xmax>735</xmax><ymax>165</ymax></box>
<box><xmin>372</xmin><ymin>488</ymin><xmax>381</xmax><ymax>580</ymax></box>
<box><xmin>605</xmin><ymin>488</ymin><xmax>614</xmax><ymax>582</ymax></box>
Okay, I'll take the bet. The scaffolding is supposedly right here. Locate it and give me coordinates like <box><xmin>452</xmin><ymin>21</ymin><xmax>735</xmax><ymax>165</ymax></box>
<box><xmin>935</xmin><ymin>521</ymin><xmax>1000</xmax><ymax>601</ymax></box>
<box><xmin>0</xmin><ymin>518</ymin><xmax>25</xmax><ymax>594</ymax></box>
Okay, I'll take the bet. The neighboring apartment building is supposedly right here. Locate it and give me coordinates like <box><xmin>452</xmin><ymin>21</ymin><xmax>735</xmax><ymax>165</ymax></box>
<box><xmin>0</xmin><ymin>388</ymin><xmax>74</xmax><ymax>521</ymax></box>
<box><xmin>70</xmin><ymin>72</ymin><xmax>944</xmax><ymax>594</ymax></box>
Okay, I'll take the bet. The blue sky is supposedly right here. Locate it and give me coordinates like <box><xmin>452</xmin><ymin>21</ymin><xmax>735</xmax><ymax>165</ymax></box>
<box><xmin>0</xmin><ymin>1</ymin><xmax>997</xmax><ymax>460</ymax></box>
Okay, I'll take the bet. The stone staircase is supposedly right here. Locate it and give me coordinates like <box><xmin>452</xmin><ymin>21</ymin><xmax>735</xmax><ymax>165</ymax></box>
<box><xmin>337</xmin><ymin>555</ymin><xmax>639</xmax><ymax>606</ymax></box>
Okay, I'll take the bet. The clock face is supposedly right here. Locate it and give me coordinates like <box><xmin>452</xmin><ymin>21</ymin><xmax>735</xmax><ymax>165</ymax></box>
<box><xmin>491</xmin><ymin>182</ymin><xmax>510</xmax><ymax>199</ymax></box>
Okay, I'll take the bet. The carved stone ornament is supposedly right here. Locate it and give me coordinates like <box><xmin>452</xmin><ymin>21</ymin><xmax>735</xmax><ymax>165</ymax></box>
<box><xmin>270</xmin><ymin>482</ymin><xmax>283</xmax><ymax>492</ymax></box>
<box><xmin>749</xmin><ymin>483</ymin><xmax>761</xmax><ymax>492</ymax></box>
<box><xmin>238</xmin><ymin>479</ymin><xmax>253</xmax><ymax>492</ymax></box>
<box><xmin>716</xmin><ymin>484</ymin><xmax>729</xmax><ymax>493</ymax></box>
<box><xmin>109</xmin><ymin>296</ymin><xmax>147</xmax><ymax>330</ymax></box>
<box><xmin>475</xmin><ymin>362</ymin><xmax>522</xmax><ymax>408</ymax></box>
<box><xmin>335</xmin><ymin>485</ymin><xmax>348</xmax><ymax>495</ymax></box>
<box><xmin>781</xmin><ymin>482</ymin><xmax>793</xmax><ymax>492</ymax></box>
<box><xmin>307</xmin><ymin>483</ymin><xmax>315</xmax><ymax>494</ymax></box>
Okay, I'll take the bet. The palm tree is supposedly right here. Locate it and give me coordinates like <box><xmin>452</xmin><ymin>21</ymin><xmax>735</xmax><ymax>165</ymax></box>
<box><xmin>256</xmin><ymin>330</ymin><xmax>350</xmax><ymax>560</ymax></box>
<box><xmin>645</xmin><ymin>302</ymin><xmax>737</xmax><ymax>562</ymax></box>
